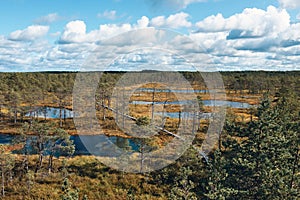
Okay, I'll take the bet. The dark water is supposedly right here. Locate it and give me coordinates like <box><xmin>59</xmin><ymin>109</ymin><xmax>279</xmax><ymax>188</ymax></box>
<box><xmin>25</xmin><ymin>107</ymin><xmax>73</xmax><ymax>119</ymax></box>
<box><xmin>0</xmin><ymin>134</ymin><xmax>140</xmax><ymax>155</ymax></box>
<box><xmin>70</xmin><ymin>135</ymin><xmax>140</xmax><ymax>155</ymax></box>
<box><xmin>131</xmin><ymin>99</ymin><xmax>251</xmax><ymax>108</ymax></box>
<box><xmin>154</xmin><ymin>112</ymin><xmax>212</xmax><ymax>119</ymax></box>
<box><xmin>0</xmin><ymin>134</ymin><xmax>14</xmax><ymax>144</ymax></box>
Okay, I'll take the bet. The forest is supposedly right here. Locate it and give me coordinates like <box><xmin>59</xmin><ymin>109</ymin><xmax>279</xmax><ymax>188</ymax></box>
<box><xmin>0</xmin><ymin>71</ymin><xmax>299</xmax><ymax>199</ymax></box>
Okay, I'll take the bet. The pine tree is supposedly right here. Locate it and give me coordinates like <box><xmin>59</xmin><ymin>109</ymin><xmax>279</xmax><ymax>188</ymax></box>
<box><xmin>26</xmin><ymin>170</ymin><xmax>34</xmax><ymax>194</ymax></box>
<box><xmin>0</xmin><ymin>145</ymin><xmax>15</xmax><ymax>197</ymax></box>
<box><xmin>60</xmin><ymin>178</ymin><xmax>79</xmax><ymax>200</ymax></box>
<box><xmin>168</xmin><ymin>166</ymin><xmax>197</xmax><ymax>200</ymax></box>
<box><xmin>205</xmin><ymin>150</ymin><xmax>240</xmax><ymax>200</ymax></box>
<box><xmin>217</xmin><ymin>94</ymin><xmax>299</xmax><ymax>199</ymax></box>
<box><xmin>18</xmin><ymin>121</ymin><xmax>75</xmax><ymax>173</ymax></box>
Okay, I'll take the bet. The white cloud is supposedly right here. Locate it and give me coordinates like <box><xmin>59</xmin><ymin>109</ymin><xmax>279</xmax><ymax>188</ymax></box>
<box><xmin>278</xmin><ymin>0</ymin><xmax>300</xmax><ymax>9</ymax></box>
<box><xmin>97</xmin><ymin>10</ymin><xmax>118</xmax><ymax>20</ymax></box>
<box><xmin>188</xmin><ymin>6</ymin><xmax>300</xmax><ymax>71</ymax></box>
<box><xmin>95</xmin><ymin>23</ymin><xmax>133</xmax><ymax>40</ymax></box>
<box><xmin>2</xmin><ymin>8</ymin><xmax>300</xmax><ymax>72</ymax></box>
<box><xmin>280</xmin><ymin>23</ymin><xmax>300</xmax><ymax>40</ymax></box>
<box><xmin>189</xmin><ymin>31</ymin><xmax>228</xmax><ymax>51</ymax></box>
<box><xmin>59</xmin><ymin>16</ymin><xmax>154</xmax><ymax>44</ymax></box>
<box><xmin>34</xmin><ymin>13</ymin><xmax>60</xmax><ymax>25</ymax></box>
<box><xmin>196</xmin><ymin>6</ymin><xmax>290</xmax><ymax>38</ymax></box>
<box><xmin>297</xmin><ymin>13</ymin><xmax>300</xmax><ymax>20</ymax></box>
<box><xmin>0</xmin><ymin>35</ymin><xmax>52</xmax><ymax>71</ymax></box>
<box><xmin>59</xmin><ymin>20</ymin><xmax>88</xmax><ymax>43</ymax></box>
<box><xmin>136</xmin><ymin>16</ymin><xmax>150</xmax><ymax>28</ymax></box>
<box><xmin>8</xmin><ymin>25</ymin><xmax>49</xmax><ymax>41</ymax></box>
<box><xmin>59</xmin><ymin>20</ymin><xmax>134</xmax><ymax>44</ymax></box>
<box><xmin>150</xmin><ymin>12</ymin><xmax>192</xmax><ymax>28</ymax></box>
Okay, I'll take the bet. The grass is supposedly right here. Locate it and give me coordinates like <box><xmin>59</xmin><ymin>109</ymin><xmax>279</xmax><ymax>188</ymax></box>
<box><xmin>3</xmin><ymin>155</ymin><xmax>169</xmax><ymax>200</ymax></box>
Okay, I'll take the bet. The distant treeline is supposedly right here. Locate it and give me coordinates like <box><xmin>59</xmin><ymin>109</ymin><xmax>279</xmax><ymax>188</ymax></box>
<box><xmin>1</xmin><ymin>70</ymin><xmax>299</xmax><ymax>94</ymax></box>
<box><xmin>0</xmin><ymin>71</ymin><xmax>299</xmax><ymax>123</ymax></box>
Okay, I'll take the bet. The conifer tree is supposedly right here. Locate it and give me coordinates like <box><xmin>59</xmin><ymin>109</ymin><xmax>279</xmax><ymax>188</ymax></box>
<box><xmin>168</xmin><ymin>166</ymin><xmax>197</xmax><ymax>200</ymax></box>
<box><xmin>60</xmin><ymin>178</ymin><xmax>79</xmax><ymax>200</ymax></box>
<box><xmin>217</xmin><ymin>94</ymin><xmax>299</xmax><ymax>199</ymax></box>
<box><xmin>0</xmin><ymin>145</ymin><xmax>15</xmax><ymax>197</ymax></box>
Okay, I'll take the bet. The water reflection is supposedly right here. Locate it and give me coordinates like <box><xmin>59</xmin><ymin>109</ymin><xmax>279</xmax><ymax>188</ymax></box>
<box><xmin>25</xmin><ymin>107</ymin><xmax>73</xmax><ymax>119</ymax></box>
<box><xmin>131</xmin><ymin>100</ymin><xmax>251</xmax><ymax>108</ymax></box>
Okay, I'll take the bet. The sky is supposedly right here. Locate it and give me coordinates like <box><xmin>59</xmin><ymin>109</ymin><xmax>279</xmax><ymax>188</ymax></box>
<box><xmin>0</xmin><ymin>0</ymin><xmax>300</xmax><ymax>71</ymax></box>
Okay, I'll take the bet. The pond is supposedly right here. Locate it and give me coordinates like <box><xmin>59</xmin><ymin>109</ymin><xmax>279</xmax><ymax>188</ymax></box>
<box><xmin>23</xmin><ymin>99</ymin><xmax>250</xmax><ymax>122</ymax></box>
<box><xmin>0</xmin><ymin>134</ymin><xmax>142</xmax><ymax>155</ymax></box>
<box><xmin>131</xmin><ymin>100</ymin><xmax>251</xmax><ymax>108</ymax></box>
<box><xmin>25</xmin><ymin>107</ymin><xmax>73</xmax><ymax>119</ymax></box>
<box><xmin>154</xmin><ymin>112</ymin><xmax>212</xmax><ymax>119</ymax></box>
<box><xmin>70</xmin><ymin>135</ymin><xmax>142</xmax><ymax>155</ymax></box>
<box><xmin>0</xmin><ymin>134</ymin><xmax>14</xmax><ymax>144</ymax></box>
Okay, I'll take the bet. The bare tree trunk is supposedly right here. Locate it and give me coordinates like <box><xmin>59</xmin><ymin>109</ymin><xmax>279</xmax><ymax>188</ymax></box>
<box><xmin>48</xmin><ymin>154</ymin><xmax>53</xmax><ymax>174</ymax></box>
<box><xmin>122</xmin><ymin>89</ymin><xmax>125</xmax><ymax>129</ymax></box>
<box><xmin>192</xmin><ymin>110</ymin><xmax>196</xmax><ymax>134</ymax></box>
<box><xmin>151</xmin><ymin>88</ymin><xmax>155</xmax><ymax>123</ymax></box>
<box><xmin>103</xmin><ymin>99</ymin><xmax>106</xmax><ymax>121</ymax></box>
<box><xmin>35</xmin><ymin>153</ymin><xmax>43</xmax><ymax>173</ymax></box>
<box><xmin>178</xmin><ymin>111</ymin><xmax>181</xmax><ymax>128</ymax></box>
<box><xmin>63</xmin><ymin>109</ymin><xmax>66</xmax><ymax>124</ymax></box>
<box><xmin>198</xmin><ymin>112</ymin><xmax>201</xmax><ymax>131</ymax></box>
<box><xmin>140</xmin><ymin>140</ymin><xmax>145</xmax><ymax>173</ymax></box>
<box><xmin>115</xmin><ymin>95</ymin><xmax>119</xmax><ymax>128</ymax></box>
<box><xmin>14</xmin><ymin>108</ymin><xmax>17</xmax><ymax>124</ymax></box>
<box><xmin>1</xmin><ymin>167</ymin><xmax>5</xmax><ymax>197</ymax></box>
<box><xmin>44</xmin><ymin>108</ymin><xmax>47</xmax><ymax>120</ymax></box>
<box><xmin>59</xmin><ymin>106</ymin><xmax>62</xmax><ymax>128</ymax></box>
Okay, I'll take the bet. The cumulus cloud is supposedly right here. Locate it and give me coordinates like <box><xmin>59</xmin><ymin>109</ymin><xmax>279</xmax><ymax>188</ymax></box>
<box><xmin>196</xmin><ymin>6</ymin><xmax>290</xmax><ymax>38</ymax></box>
<box><xmin>59</xmin><ymin>16</ymin><xmax>152</xmax><ymax>44</ymax></box>
<box><xmin>136</xmin><ymin>16</ymin><xmax>150</xmax><ymax>28</ymax></box>
<box><xmin>58</xmin><ymin>20</ymin><xmax>135</xmax><ymax>44</ymax></box>
<box><xmin>34</xmin><ymin>13</ymin><xmax>60</xmax><ymax>25</ymax></box>
<box><xmin>59</xmin><ymin>12</ymin><xmax>193</xmax><ymax>44</ymax></box>
<box><xmin>2</xmin><ymin>7</ymin><xmax>300</xmax><ymax>72</ymax></box>
<box><xmin>150</xmin><ymin>12</ymin><xmax>192</xmax><ymax>28</ymax></box>
<box><xmin>278</xmin><ymin>0</ymin><xmax>300</xmax><ymax>9</ymax></box>
<box><xmin>96</xmin><ymin>23</ymin><xmax>132</xmax><ymax>40</ymax></box>
<box><xmin>0</xmin><ymin>35</ymin><xmax>53</xmax><ymax>71</ymax></box>
<box><xmin>8</xmin><ymin>25</ymin><xmax>49</xmax><ymax>41</ymax></box>
<box><xmin>59</xmin><ymin>20</ymin><xmax>87</xmax><ymax>43</ymax></box>
<box><xmin>97</xmin><ymin>10</ymin><xmax>118</xmax><ymax>20</ymax></box>
<box><xmin>188</xmin><ymin>5</ymin><xmax>300</xmax><ymax>70</ymax></box>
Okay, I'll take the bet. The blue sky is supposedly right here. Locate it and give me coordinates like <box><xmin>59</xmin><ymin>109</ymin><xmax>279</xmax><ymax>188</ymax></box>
<box><xmin>0</xmin><ymin>0</ymin><xmax>300</xmax><ymax>71</ymax></box>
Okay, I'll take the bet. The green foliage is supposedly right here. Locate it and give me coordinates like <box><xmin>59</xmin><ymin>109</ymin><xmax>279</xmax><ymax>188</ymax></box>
<box><xmin>210</xmin><ymin>93</ymin><xmax>300</xmax><ymax>199</ymax></box>
<box><xmin>197</xmin><ymin>96</ymin><xmax>204</xmax><ymax>112</ymax></box>
<box><xmin>168</xmin><ymin>167</ymin><xmax>197</xmax><ymax>200</ymax></box>
<box><xmin>82</xmin><ymin>194</ymin><xmax>89</xmax><ymax>200</ymax></box>
<box><xmin>18</xmin><ymin>121</ymin><xmax>75</xmax><ymax>173</ymax></box>
<box><xmin>205</xmin><ymin>150</ymin><xmax>241</xmax><ymax>200</ymax></box>
<box><xmin>136</xmin><ymin>116</ymin><xmax>150</xmax><ymax>126</ymax></box>
<box><xmin>0</xmin><ymin>72</ymin><xmax>299</xmax><ymax>199</ymax></box>
<box><xmin>0</xmin><ymin>145</ymin><xmax>15</xmax><ymax>197</ymax></box>
<box><xmin>60</xmin><ymin>178</ymin><xmax>79</xmax><ymax>200</ymax></box>
<box><xmin>25</xmin><ymin>170</ymin><xmax>35</xmax><ymax>194</ymax></box>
